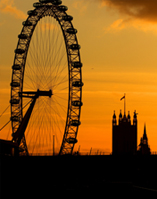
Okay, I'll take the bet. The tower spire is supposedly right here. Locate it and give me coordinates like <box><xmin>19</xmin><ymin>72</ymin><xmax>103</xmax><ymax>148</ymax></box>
<box><xmin>124</xmin><ymin>93</ymin><xmax>126</xmax><ymax>115</ymax></box>
<box><xmin>143</xmin><ymin>123</ymin><xmax>147</xmax><ymax>140</ymax></box>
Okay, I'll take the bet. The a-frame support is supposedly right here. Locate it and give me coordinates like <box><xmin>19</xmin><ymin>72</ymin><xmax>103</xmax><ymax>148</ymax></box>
<box><xmin>12</xmin><ymin>89</ymin><xmax>52</xmax><ymax>156</ymax></box>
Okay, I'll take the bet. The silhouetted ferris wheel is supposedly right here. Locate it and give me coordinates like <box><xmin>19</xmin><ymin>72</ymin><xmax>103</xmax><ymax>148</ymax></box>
<box><xmin>10</xmin><ymin>0</ymin><xmax>83</xmax><ymax>155</ymax></box>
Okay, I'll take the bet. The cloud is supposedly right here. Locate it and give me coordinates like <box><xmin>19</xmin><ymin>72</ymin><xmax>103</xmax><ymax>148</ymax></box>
<box><xmin>72</xmin><ymin>0</ymin><xmax>90</xmax><ymax>15</ymax></box>
<box><xmin>100</xmin><ymin>0</ymin><xmax>157</xmax><ymax>33</ymax></box>
<box><xmin>105</xmin><ymin>18</ymin><xmax>157</xmax><ymax>34</ymax></box>
<box><xmin>101</xmin><ymin>0</ymin><xmax>157</xmax><ymax>22</ymax></box>
<box><xmin>0</xmin><ymin>0</ymin><xmax>27</xmax><ymax>19</ymax></box>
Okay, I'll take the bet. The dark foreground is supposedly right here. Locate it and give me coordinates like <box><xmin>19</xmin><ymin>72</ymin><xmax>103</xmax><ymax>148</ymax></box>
<box><xmin>1</xmin><ymin>155</ymin><xmax>157</xmax><ymax>198</ymax></box>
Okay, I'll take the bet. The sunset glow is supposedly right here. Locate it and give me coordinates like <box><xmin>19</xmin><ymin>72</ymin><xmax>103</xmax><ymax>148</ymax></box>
<box><xmin>1</xmin><ymin>0</ymin><xmax>157</xmax><ymax>154</ymax></box>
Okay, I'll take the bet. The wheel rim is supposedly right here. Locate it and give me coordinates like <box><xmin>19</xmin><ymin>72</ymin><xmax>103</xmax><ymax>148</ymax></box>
<box><xmin>10</xmin><ymin>1</ymin><xmax>83</xmax><ymax>155</ymax></box>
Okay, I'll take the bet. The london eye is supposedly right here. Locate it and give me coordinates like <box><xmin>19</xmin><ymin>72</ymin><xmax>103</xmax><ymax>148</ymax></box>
<box><xmin>10</xmin><ymin>0</ymin><xmax>83</xmax><ymax>155</ymax></box>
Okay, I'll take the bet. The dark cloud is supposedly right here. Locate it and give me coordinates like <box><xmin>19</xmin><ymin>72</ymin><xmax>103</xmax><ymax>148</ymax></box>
<box><xmin>101</xmin><ymin>0</ymin><xmax>157</xmax><ymax>23</ymax></box>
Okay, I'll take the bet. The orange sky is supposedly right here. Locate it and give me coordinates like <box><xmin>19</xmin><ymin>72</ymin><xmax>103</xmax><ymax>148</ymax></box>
<box><xmin>1</xmin><ymin>0</ymin><xmax>157</xmax><ymax>154</ymax></box>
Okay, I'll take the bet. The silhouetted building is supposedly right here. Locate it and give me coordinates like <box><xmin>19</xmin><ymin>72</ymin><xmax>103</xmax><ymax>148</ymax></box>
<box><xmin>137</xmin><ymin>124</ymin><xmax>151</xmax><ymax>155</ymax></box>
<box><xmin>112</xmin><ymin>110</ymin><xmax>137</xmax><ymax>155</ymax></box>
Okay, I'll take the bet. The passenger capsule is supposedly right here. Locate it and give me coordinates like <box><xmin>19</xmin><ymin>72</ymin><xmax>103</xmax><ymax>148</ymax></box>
<box><xmin>72</xmin><ymin>81</ymin><xmax>84</xmax><ymax>87</ymax></box>
<box><xmin>66</xmin><ymin>28</ymin><xmax>77</xmax><ymax>34</ymax></box>
<box><xmin>58</xmin><ymin>5</ymin><xmax>68</xmax><ymax>12</ymax></box>
<box><xmin>33</xmin><ymin>2</ymin><xmax>44</xmax><ymax>8</ymax></box>
<box><xmin>52</xmin><ymin>0</ymin><xmax>62</xmax><ymax>6</ymax></box>
<box><xmin>10</xmin><ymin>82</ymin><xmax>20</xmax><ymax>87</ymax></box>
<box><xmin>66</xmin><ymin>137</ymin><xmax>78</xmax><ymax>144</ymax></box>
<box><xmin>14</xmin><ymin>49</ymin><xmax>25</xmax><ymax>54</ymax></box>
<box><xmin>62</xmin><ymin>15</ymin><xmax>73</xmax><ymax>21</ymax></box>
<box><xmin>18</xmin><ymin>34</ymin><xmax>29</xmax><ymax>40</ymax></box>
<box><xmin>72</xmin><ymin>62</ymin><xmax>83</xmax><ymax>68</ymax></box>
<box><xmin>10</xmin><ymin>116</ymin><xmax>20</xmax><ymax>122</ymax></box>
<box><xmin>27</xmin><ymin>10</ymin><xmax>37</xmax><ymax>16</ymax></box>
<box><xmin>10</xmin><ymin>99</ymin><xmax>20</xmax><ymax>105</ymax></box>
<box><xmin>70</xmin><ymin>120</ymin><xmax>81</xmax><ymax>126</ymax></box>
<box><xmin>12</xmin><ymin>64</ymin><xmax>21</xmax><ymax>70</ymax></box>
<box><xmin>72</xmin><ymin>101</ymin><xmax>83</xmax><ymax>107</ymax></box>
<box><xmin>69</xmin><ymin>44</ymin><xmax>81</xmax><ymax>50</ymax></box>
<box><xmin>22</xmin><ymin>21</ymin><xmax>33</xmax><ymax>26</ymax></box>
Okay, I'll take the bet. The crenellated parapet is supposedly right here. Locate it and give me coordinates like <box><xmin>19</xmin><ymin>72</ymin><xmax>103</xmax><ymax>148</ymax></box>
<box><xmin>112</xmin><ymin>110</ymin><xmax>137</xmax><ymax>126</ymax></box>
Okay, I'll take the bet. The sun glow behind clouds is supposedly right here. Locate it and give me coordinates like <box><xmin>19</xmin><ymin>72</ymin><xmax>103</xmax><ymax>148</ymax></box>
<box><xmin>105</xmin><ymin>18</ymin><xmax>157</xmax><ymax>34</ymax></box>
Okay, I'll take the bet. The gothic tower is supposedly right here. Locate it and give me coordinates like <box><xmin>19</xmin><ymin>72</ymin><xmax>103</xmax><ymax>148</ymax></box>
<box><xmin>112</xmin><ymin>110</ymin><xmax>137</xmax><ymax>155</ymax></box>
<box><xmin>138</xmin><ymin>124</ymin><xmax>151</xmax><ymax>155</ymax></box>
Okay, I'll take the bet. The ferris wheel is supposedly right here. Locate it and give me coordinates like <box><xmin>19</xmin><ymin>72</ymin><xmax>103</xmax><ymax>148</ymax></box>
<box><xmin>10</xmin><ymin>0</ymin><xmax>83</xmax><ymax>155</ymax></box>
